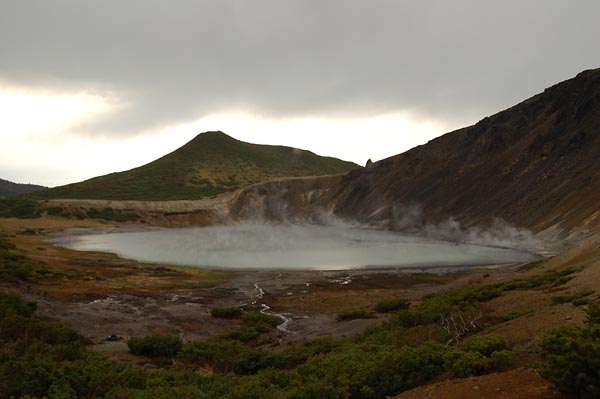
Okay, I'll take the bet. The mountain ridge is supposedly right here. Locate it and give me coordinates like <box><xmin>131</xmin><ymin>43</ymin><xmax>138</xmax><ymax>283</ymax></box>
<box><xmin>228</xmin><ymin>68</ymin><xmax>600</xmax><ymax>235</ymax></box>
<box><xmin>334</xmin><ymin>67</ymin><xmax>600</xmax><ymax>231</ymax></box>
<box><xmin>31</xmin><ymin>68</ymin><xmax>600</xmax><ymax>236</ymax></box>
<box><xmin>33</xmin><ymin>131</ymin><xmax>360</xmax><ymax>201</ymax></box>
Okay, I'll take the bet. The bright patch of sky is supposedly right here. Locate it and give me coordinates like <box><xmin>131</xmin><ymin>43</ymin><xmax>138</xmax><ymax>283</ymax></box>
<box><xmin>0</xmin><ymin>83</ymin><xmax>454</xmax><ymax>186</ymax></box>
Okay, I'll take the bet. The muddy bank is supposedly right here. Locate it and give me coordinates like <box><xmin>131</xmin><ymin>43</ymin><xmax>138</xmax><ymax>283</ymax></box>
<box><xmin>26</xmin><ymin>266</ymin><xmax>478</xmax><ymax>346</ymax></box>
<box><xmin>0</xmin><ymin>217</ymin><xmax>493</xmax><ymax>355</ymax></box>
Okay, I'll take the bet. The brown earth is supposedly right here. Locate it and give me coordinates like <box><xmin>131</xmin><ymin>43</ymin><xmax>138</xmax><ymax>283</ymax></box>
<box><xmin>0</xmin><ymin>218</ymin><xmax>472</xmax><ymax>359</ymax></box>
<box><xmin>334</xmin><ymin>69</ymin><xmax>600</xmax><ymax>233</ymax></box>
<box><xmin>2</xmin><ymin>217</ymin><xmax>599</xmax><ymax>399</ymax></box>
<box><xmin>393</xmin><ymin>368</ymin><xmax>562</xmax><ymax>399</ymax></box>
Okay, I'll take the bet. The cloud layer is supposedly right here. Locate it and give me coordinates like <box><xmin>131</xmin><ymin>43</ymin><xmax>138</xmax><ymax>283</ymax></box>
<box><xmin>2</xmin><ymin>1</ymin><xmax>599</xmax><ymax>136</ymax></box>
<box><xmin>1</xmin><ymin>1</ymin><xmax>600</xmax><ymax>186</ymax></box>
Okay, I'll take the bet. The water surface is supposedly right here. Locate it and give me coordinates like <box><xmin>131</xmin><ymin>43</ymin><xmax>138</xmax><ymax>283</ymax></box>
<box><xmin>54</xmin><ymin>224</ymin><xmax>539</xmax><ymax>271</ymax></box>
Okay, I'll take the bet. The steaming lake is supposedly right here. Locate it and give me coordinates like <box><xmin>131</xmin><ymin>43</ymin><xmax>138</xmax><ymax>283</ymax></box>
<box><xmin>54</xmin><ymin>225</ymin><xmax>539</xmax><ymax>271</ymax></box>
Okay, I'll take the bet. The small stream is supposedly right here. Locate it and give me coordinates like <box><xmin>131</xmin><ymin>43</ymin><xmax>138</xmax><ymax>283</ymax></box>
<box><xmin>240</xmin><ymin>282</ymin><xmax>293</xmax><ymax>334</ymax></box>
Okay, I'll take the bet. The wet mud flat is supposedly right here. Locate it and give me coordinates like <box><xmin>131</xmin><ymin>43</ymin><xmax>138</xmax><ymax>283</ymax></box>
<box><xmin>31</xmin><ymin>266</ymin><xmax>504</xmax><ymax>360</ymax></box>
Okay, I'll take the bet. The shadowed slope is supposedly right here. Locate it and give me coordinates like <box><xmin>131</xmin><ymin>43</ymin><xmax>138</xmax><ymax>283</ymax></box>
<box><xmin>328</xmin><ymin>68</ymin><xmax>600</xmax><ymax>231</ymax></box>
<box><xmin>0</xmin><ymin>178</ymin><xmax>46</xmax><ymax>197</ymax></box>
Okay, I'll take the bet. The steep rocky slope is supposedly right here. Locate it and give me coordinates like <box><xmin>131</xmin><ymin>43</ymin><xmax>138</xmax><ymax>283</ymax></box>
<box><xmin>334</xmin><ymin>69</ymin><xmax>600</xmax><ymax>230</ymax></box>
<box><xmin>231</xmin><ymin>69</ymin><xmax>600</xmax><ymax>236</ymax></box>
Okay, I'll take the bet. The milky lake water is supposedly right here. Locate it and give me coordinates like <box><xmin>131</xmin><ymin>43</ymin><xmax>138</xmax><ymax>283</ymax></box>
<box><xmin>53</xmin><ymin>224</ymin><xmax>539</xmax><ymax>271</ymax></box>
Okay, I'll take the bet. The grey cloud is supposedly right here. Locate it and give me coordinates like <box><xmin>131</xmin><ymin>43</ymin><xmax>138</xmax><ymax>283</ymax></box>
<box><xmin>1</xmin><ymin>0</ymin><xmax>599</xmax><ymax>135</ymax></box>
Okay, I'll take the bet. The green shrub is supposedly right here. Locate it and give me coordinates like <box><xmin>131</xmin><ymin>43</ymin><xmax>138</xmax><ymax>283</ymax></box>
<box><xmin>462</xmin><ymin>334</ymin><xmax>509</xmax><ymax>356</ymax></box>
<box><xmin>336</xmin><ymin>309</ymin><xmax>370</xmax><ymax>321</ymax></box>
<box><xmin>588</xmin><ymin>302</ymin><xmax>600</xmax><ymax>324</ymax></box>
<box><xmin>541</xmin><ymin>324</ymin><xmax>600</xmax><ymax>399</ymax></box>
<box><xmin>0</xmin><ymin>292</ymin><xmax>37</xmax><ymax>318</ymax></box>
<box><xmin>87</xmin><ymin>207</ymin><xmax>139</xmax><ymax>222</ymax></box>
<box><xmin>210</xmin><ymin>307</ymin><xmax>243</xmax><ymax>318</ymax></box>
<box><xmin>0</xmin><ymin>198</ymin><xmax>40</xmax><ymax>218</ymax></box>
<box><xmin>0</xmin><ymin>238</ymin><xmax>16</xmax><ymax>251</ymax></box>
<box><xmin>242</xmin><ymin>311</ymin><xmax>282</xmax><ymax>327</ymax></box>
<box><xmin>442</xmin><ymin>334</ymin><xmax>513</xmax><ymax>378</ymax></box>
<box><xmin>448</xmin><ymin>350</ymin><xmax>491</xmax><ymax>377</ymax></box>
<box><xmin>572</xmin><ymin>297</ymin><xmax>592</xmax><ymax>306</ymax></box>
<box><xmin>180</xmin><ymin>338</ymin><xmax>274</xmax><ymax>374</ymax></box>
<box><xmin>390</xmin><ymin>270</ymin><xmax>575</xmax><ymax>330</ymax></box>
<box><xmin>0</xmin><ymin>240</ymin><xmax>36</xmax><ymax>280</ymax></box>
<box><xmin>371</xmin><ymin>342</ymin><xmax>448</xmax><ymax>396</ymax></box>
<box><xmin>497</xmin><ymin>270</ymin><xmax>574</xmax><ymax>290</ymax></box>
<box><xmin>226</xmin><ymin>326</ymin><xmax>265</xmax><ymax>342</ymax></box>
<box><xmin>45</xmin><ymin>206</ymin><xmax>65</xmax><ymax>216</ymax></box>
<box><xmin>490</xmin><ymin>349</ymin><xmax>514</xmax><ymax>368</ymax></box>
<box><xmin>551</xmin><ymin>289</ymin><xmax>594</xmax><ymax>305</ymax></box>
<box><xmin>128</xmin><ymin>334</ymin><xmax>183</xmax><ymax>357</ymax></box>
<box><xmin>541</xmin><ymin>304</ymin><xmax>600</xmax><ymax>399</ymax></box>
<box><xmin>499</xmin><ymin>310</ymin><xmax>522</xmax><ymax>322</ymax></box>
<box><xmin>390</xmin><ymin>308</ymin><xmax>428</xmax><ymax>327</ymax></box>
<box><xmin>375</xmin><ymin>298</ymin><xmax>410</xmax><ymax>313</ymax></box>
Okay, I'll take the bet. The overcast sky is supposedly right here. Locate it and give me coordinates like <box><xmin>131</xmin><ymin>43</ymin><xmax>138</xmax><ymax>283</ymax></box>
<box><xmin>1</xmin><ymin>1</ymin><xmax>599</xmax><ymax>187</ymax></box>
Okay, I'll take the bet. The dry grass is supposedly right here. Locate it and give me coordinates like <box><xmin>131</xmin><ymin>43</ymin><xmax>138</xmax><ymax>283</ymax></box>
<box><xmin>1</xmin><ymin>217</ymin><xmax>229</xmax><ymax>300</ymax></box>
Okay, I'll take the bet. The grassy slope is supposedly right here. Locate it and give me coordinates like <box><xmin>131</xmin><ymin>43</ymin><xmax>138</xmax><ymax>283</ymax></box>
<box><xmin>34</xmin><ymin>131</ymin><xmax>360</xmax><ymax>201</ymax></box>
<box><xmin>0</xmin><ymin>178</ymin><xmax>46</xmax><ymax>197</ymax></box>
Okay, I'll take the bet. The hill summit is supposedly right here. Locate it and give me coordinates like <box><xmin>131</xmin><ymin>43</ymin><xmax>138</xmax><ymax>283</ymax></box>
<box><xmin>35</xmin><ymin>131</ymin><xmax>360</xmax><ymax>201</ymax></box>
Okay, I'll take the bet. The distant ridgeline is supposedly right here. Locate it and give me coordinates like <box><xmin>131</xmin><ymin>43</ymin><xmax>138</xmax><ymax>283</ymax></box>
<box><xmin>0</xmin><ymin>178</ymin><xmax>46</xmax><ymax>198</ymax></box>
<box><xmin>32</xmin><ymin>131</ymin><xmax>360</xmax><ymax>201</ymax></box>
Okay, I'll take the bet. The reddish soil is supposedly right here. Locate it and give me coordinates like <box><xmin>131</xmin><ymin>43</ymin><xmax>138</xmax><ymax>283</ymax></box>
<box><xmin>394</xmin><ymin>368</ymin><xmax>562</xmax><ymax>399</ymax></box>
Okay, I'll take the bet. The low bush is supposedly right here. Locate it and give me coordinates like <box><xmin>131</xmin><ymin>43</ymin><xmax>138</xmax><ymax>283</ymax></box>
<box><xmin>0</xmin><ymin>238</ymin><xmax>16</xmax><ymax>251</ymax></box>
<box><xmin>128</xmin><ymin>334</ymin><xmax>183</xmax><ymax>357</ymax></box>
<box><xmin>45</xmin><ymin>206</ymin><xmax>66</xmax><ymax>216</ymax></box>
<box><xmin>498</xmin><ymin>270</ymin><xmax>574</xmax><ymax>291</ymax></box>
<box><xmin>443</xmin><ymin>335</ymin><xmax>513</xmax><ymax>377</ymax></box>
<box><xmin>0</xmin><ymin>238</ymin><xmax>36</xmax><ymax>280</ymax></box>
<box><xmin>243</xmin><ymin>311</ymin><xmax>283</xmax><ymax>327</ymax></box>
<box><xmin>551</xmin><ymin>289</ymin><xmax>594</xmax><ymax>305</ymax></box>
<box><xmin>0</xmin><ymin>198</ymin><xmax>40</xmax><ymax>218</ymax></box>
<box><xmin>490</xmin><ymin>349</ymin><xmax>514</xmax><ymax>368</ymax></box>
<box><xmin>180</xmin><ymin>338</ymin><xmax>273</xmax><ymax>374</ymax></box>
<box><xmin>226</xmin><ymin>326</ymin><xmax>266</xmax><ymax>342</ymax></box>
<box><xmin>447</xmin><ymin>350</ymin><xmax>491</xmax><ymax>377</ymax></box>
<box><xmin>462</xmin><ymin>334</ymin><xmax>509</xmax><ymax>356</ymax></box>
<box><xmin>541</xmin><ymin>305</ymin><xmax>600</xmax><ymax>399</ymax></box>
<box><xmin>87</xmin><ymin>207</ymin><xmax>139</xmax><ymax>222</ymax></box>
<box><xmin>336</xmin><ymin>309</ymin><xmax>370</xmax><ymax>321</ymax></box>
<box><xmin>210</xmin><ymin>306</ymin><xmax>243</xmax><ymax>318</ymax></box>
<box><xmin>391</xmin><ymin>270</ymin><xmax>575</xmax><ymax>329</ymax></box>
<box><xmin>499</xmin><ymin>310</ymin><xmax>522</xmax><ymax>322</ymax></box>
<box><xmin>375</xmin><ymin>298</ymin><xmax>410</xmax><ymax>313</ymax></box>
<box><xmin>0</xmin><ymin>292</ymin><xmax>37</xmax><ymax>319</ymax></box>
<box><xmin>587</xmin><ymin>302</ymin><xmax>600</xmax><ymax>324</ymax></box>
